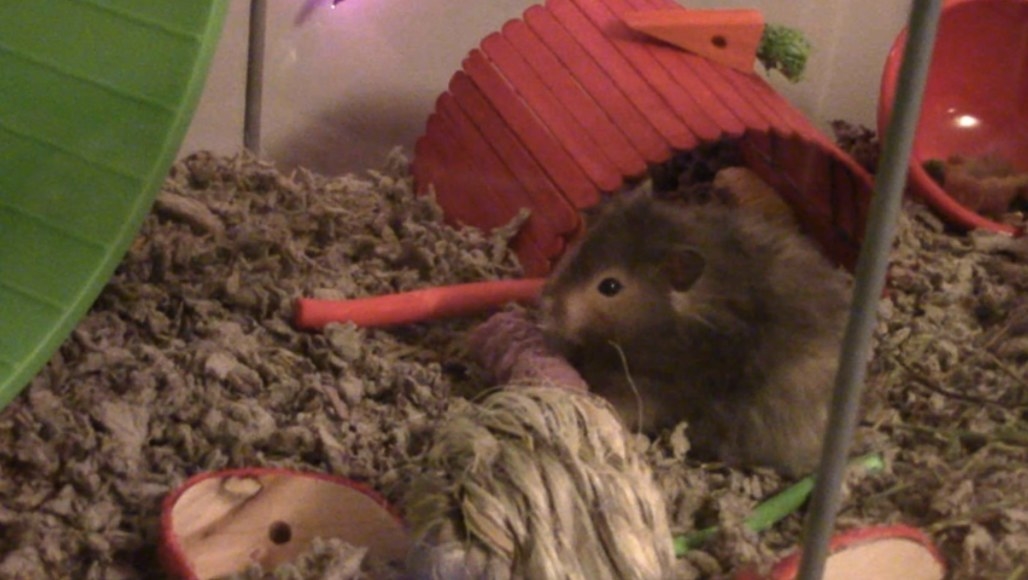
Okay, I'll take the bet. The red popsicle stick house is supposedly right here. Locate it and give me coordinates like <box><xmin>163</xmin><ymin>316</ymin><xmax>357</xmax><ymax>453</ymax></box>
<box><xmin>413</xmin><ymin>0</ymin><xmax>874</xmax><ymax>276</ymax></box>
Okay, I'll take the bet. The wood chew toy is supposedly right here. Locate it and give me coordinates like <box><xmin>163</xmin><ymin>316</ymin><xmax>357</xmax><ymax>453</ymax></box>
<box><xmin>736</xmin><ymin>525</ymin><xmax>946</xmax><ymax>580</ymax></box>
<box><xmin>293</xmin><ymin>278</ymin><xmax>545</xmax><ymax>329</ymax></box>
<box><xmin>622</xmin><ymin>8</ymin><xmax>766</xmax><ymax>74</ymax></box>
<box><xmin>159</xmin><ymin>469</ymin><xmax>410</xmax><ymax>579</ymax></box>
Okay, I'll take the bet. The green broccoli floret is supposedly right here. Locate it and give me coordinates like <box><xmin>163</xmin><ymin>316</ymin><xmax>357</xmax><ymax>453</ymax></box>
<box><xmin>757</xmin><ymin>24</ymin><xmax>812</xmax><ymax>83</ymax></box>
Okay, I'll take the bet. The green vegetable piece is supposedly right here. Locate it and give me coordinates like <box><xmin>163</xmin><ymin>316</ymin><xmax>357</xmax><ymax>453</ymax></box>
<box><xmin>757</xmin><ymin>23</ymin><xmax>813</xmax><ymax>83</ymax></box>
<box><xmin>674</xmin><ymin>452</ymin><xmax>885</xmax><ymax>556</ymax></box>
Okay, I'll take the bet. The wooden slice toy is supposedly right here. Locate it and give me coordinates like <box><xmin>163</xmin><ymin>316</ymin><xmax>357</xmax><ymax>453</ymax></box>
<box><xmin>160</xmin><ymin>468</ymin><xmax>410</xmax><ymax>579</ymax></box>
<box><xmin>736</xmin><ymin>525</ymin><xmax>946</xmax><ymax>580</ymax></box>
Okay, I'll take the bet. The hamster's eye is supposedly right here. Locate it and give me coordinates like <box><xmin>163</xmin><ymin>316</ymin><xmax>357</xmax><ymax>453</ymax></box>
<box><xmin>597</xmin><ymin>277</ymin><xmax>623</xmax><ymax>297</ymax></box>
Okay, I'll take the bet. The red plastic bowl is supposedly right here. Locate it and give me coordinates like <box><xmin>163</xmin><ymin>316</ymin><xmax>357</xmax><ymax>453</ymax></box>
<box><xmin>878</xmin><ymin>0</ymin><xmax>1028</xmax><ymax>235</ymax></box>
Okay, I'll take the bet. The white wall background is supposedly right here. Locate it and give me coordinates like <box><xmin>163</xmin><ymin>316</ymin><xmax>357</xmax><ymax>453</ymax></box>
<box><xmin>179</xmin><ymin>0</ymin><xmax>910</xmax><ymax>176</ymax></box>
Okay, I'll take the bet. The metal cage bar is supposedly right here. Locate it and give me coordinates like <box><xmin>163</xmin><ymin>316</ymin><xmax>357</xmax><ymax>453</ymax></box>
<box><xmin>796</xmin><ymin>1</ymin><xmax>942</xmax><ymax>577</ymax></box>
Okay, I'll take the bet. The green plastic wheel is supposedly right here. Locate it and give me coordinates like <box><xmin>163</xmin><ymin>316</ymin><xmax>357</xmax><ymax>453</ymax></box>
<box><xmin>0</xmin><ymin>1</ymin><xmax>229</xmax><ymax>410</ymax></box>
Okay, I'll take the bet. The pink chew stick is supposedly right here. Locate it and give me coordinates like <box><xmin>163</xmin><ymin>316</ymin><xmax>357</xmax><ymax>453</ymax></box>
<box><xmin>294</xmin><ymin>278</ymin><xmax>546</xmax><ymax>329</ymax></box>
<box><xmin>469</xmin><ymin>309</ymin><xmax>588</xmax><ymax>391</ymax></box>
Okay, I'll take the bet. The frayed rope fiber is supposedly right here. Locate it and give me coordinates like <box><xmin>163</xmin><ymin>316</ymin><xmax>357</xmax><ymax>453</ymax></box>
<box><xmin>404</xmin><ymin>387</ymin><xmax>675</xmax><ymax>579</ymax></box>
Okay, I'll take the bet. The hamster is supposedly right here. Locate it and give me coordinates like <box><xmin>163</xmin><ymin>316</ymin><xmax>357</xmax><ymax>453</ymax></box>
<box><xmin>538</xmin><ymin>191</ymin><xmax>852</xmax><ymax>476</ymax></box>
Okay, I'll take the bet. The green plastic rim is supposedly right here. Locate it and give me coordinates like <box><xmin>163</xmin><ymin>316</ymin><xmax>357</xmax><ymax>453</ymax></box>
<box><xmin>0</xmin><ymin>1</ymin><xmax>229</xmax><ymax>410</ymax></box>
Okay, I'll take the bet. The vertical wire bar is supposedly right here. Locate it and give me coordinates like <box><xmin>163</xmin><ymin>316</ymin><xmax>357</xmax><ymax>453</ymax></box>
<box><xmin>244</xmin><ymin>0</ymin><xmax>267</xmax><ymax>153</ymax></box>
<box><xmin>795</xmin><ymin>1</ymin><xmax>941</xmax><ymax>578</ymax></box>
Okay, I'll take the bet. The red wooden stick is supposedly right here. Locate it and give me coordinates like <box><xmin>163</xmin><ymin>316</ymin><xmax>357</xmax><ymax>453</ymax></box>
<box><xmin>294</xmin><ymin>278</ymin><xmax>546</xmax><ymax>330</ymax></box>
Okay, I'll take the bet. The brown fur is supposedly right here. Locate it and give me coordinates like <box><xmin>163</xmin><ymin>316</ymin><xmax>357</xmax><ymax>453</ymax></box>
<box><xmin>539</xmin><ymin>192</ymin><xmax>852</xmax><ymax>475</ymax></box>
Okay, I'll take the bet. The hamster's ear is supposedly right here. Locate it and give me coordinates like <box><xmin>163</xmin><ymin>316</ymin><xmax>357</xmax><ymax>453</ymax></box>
<box><xmin>581</xmin><ymin>189</ymin><xmax>654</xmax><ymax>226</ymax></box>
<box><xmin>665</xmin><ymin>247</ymin><xmax>705</xmax><ymax>292</ymax></box>
<box><xmin>579</xmin><ymin>201</ymin><xmax>605</xmax><ymax>227</ymax></box>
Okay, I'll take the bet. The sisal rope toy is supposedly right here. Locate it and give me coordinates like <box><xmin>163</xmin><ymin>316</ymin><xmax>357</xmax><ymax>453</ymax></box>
<box><xmin>403</xmin><ymin>308</ymin><xmax>675</xmax><ymax>578</ymax></box>
<box><xmin>404</xmin><ymin>386</ymin><xmax>676</xmax><ymax>579</ymax></box>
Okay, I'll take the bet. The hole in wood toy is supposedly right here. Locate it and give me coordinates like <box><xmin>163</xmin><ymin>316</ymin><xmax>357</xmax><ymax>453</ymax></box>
<box><xmin>268</xmin><ymin>521</ymin><xmax>293</xmax><ymax>545</ymax></box>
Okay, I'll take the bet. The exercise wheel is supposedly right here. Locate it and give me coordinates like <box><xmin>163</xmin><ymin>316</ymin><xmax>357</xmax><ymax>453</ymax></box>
<box><xmin>0</xmin><ymin>1</ymin><xmax>229</xmax><ymax>410</ymax></box>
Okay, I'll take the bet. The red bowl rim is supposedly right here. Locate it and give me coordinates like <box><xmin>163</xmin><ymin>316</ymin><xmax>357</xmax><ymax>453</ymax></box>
<box><xmin>877</xmin><ymin>0</ymin><xmax>1026</xmax><ymax>236</ymax></box>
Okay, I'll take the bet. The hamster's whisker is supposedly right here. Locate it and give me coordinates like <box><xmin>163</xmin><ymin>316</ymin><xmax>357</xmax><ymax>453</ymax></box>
<box><xmin>680</xmin><ymin>310</ymin><xmax>717</xmax><ymax>332</ymax></box>
<box><xmin>608</xmin><ymin>340</ymin><xmax>644</xmax><ymax>434</ymax></box>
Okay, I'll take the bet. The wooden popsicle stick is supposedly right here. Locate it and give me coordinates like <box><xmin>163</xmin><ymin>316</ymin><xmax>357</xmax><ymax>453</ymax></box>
<box><xmin>294</xmin><ymin>278</ymin><xmax>546</xmax><ymax>330</ymax></box>
<box><xmin>622</xmin><ymin>8</ymin><xmax>765</xmax><ymax>73</ymax></box>
<box><xmin>523</xmin><ymin>6</ymin><xmax>668</xmax><ymax>164</ymax></box>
